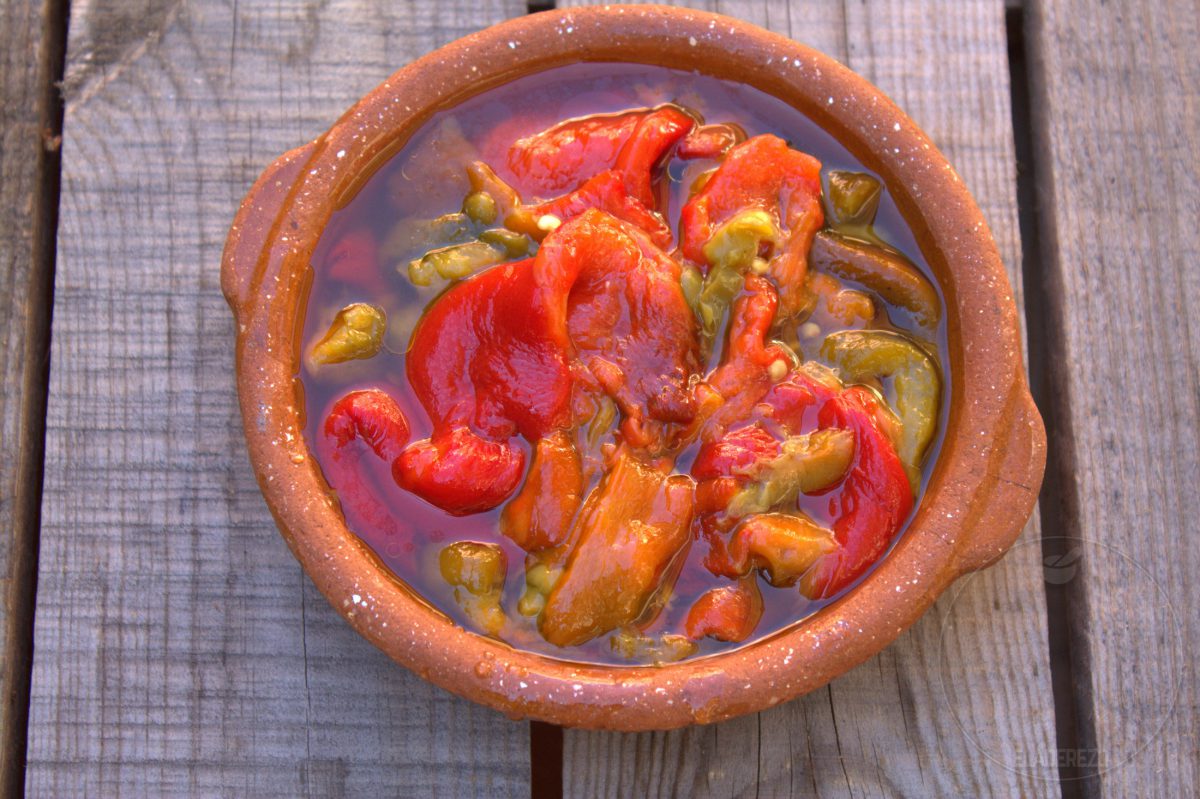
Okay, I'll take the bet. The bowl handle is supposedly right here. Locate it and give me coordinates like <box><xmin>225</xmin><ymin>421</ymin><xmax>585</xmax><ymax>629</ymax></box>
<box><xmin>952</xmin><ymin>390</ymin><xmax>1047</xmax><ymax>575</ymax></box>
<box><xmin>221</xmin><ymin>142</ymin><xmax>317</xmax><ymax>314</ymax></box>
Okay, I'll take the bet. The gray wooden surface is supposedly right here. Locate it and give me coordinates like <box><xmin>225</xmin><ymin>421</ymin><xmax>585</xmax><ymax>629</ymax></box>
<box><xmin>1027</xmin><ymin>0</ymin><xmax>1200</xmax><ymax>794</ymax></box>
<box><xmin>0</xmin><ymin>0</ymin><xmax>58</xmax><ymax>794</ymax></box>
<box><xmin>0</xmin><ymin>0</ymin><xmax>1194</xmax><ymax>796</ymax></box>
<box><xmin>24</xmin><ymin>1</ymin><xmax>529</xmax><ymax>796</ymax></box>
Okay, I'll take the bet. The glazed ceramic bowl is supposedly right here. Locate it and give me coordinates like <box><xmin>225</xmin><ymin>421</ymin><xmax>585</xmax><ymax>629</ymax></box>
<box><xmin>221</xmin><ymin>5</ymin><xmax>1045</xmax><ymax>730</ymax></box>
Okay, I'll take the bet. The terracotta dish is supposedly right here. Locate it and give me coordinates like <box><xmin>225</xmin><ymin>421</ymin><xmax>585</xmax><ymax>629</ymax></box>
<box><xmin>221</xmin><ymin>5</ymin><xmax>1045</xmax><ymax>730</ymax></box>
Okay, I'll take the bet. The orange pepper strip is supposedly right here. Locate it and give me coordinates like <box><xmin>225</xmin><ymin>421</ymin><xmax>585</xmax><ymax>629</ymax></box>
<box><xmin>499</xmin><ymin>431</ymin><xmax>585</xmax><ymax>552</ymax></box>
<box><xmin>539</xmin><ymin>449</ymin><xmax>695</xmax><ymax>647</ymax></box>
<box><xmin>684</xmin><ymin>576</ymin><xmax>763</xmax><ymax>643</ymax></box>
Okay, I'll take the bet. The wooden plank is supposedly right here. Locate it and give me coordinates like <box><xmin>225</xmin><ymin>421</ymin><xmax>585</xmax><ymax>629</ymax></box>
<box><xmin>559</xmin><ymin>1</ymin><xmax>1060</xmax><ymax>795</ymax></box>
<box><xmin>1025</xmin><ymin>0</ymin><xmax>1200</xmax><ymax>794</ymax></box>
<box><xmin>25</xmin><ymin>1</ymin><xmax>533</xmax><ymax>796</ymax></box>
<box><xmin>0</xmin><ymin>0</ymin><xmax>63</xmax><ymax>794</ymax></box>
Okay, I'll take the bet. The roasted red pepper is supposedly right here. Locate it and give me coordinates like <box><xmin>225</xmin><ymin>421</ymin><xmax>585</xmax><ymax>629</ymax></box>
<box><xmin>399</xmin><ymin>258</ymin><xmax>570</xmax><ymax>513</ymax></box>
<box><xmin>612</xmin><ymin>107</ymin><xmax>695</xmax><ymax>206</ymax></box>
<box><xmin>404</xmin><ymin>257</ymin><xmax>573</xmax><ymax>443</ymax></box>
<box><xmin>509</xmin><ymin>106</ymin><xmax>694</xmax><ymax>204</ymax></box>
<box><xmin>317</xmin><ymin>389</ymin><xmax>412</xmax><ymax>536</ymax></box>
<box><xmin>498</xmin><ymin>430</ymin><xmax>585</xmax><ymax>552</ymax></box>
<box><xmin>542</xmin><ymin>210</ymin><xmax>701</xmax><ymax>433</ymax></box>
<box><xmin>395</xmin><ymin>427</ymin><xmax>527</xmax><ymax>516</ymax></box>
<box><xmin>801</xmin><ymin>387</ymin><xmax>914</xmax><ymax>598</ymax></box>
<box><xmin>399</xmin><ymin>209</ymin><xmax>700</xmax><ymax>512</ymax></box>
<box><xmin>685</xmin><ymin>576</ymin><xmax>763</xmax><ymax>642</ymax></box>
<box><xmin>678</xmin><ymin>123</ymin><xmax>745</xmax><ymax>160</ymax></box>
<box><xmin>691</xmin><ymin>423</ymin><xmax>780</xmax><ymax>482</ymax></box>
<box><xmin>702</xmin><ymin>275</ymin><xmax>795</xmax><ymax>437</ymax></box>
<box><xmin>527</xmin><ymin>170</ymin><xmax>673</xmax><ymax>249</ymax></box>
<box><xmin>680</xmin><ymin>134</ymin><xmax>824</xmax><ymax>316</ymax></box>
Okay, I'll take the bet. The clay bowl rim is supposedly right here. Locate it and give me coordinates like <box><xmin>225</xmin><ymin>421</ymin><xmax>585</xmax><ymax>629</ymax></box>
<box><xmin>221</xmin><ymin>4</ymin><xmax>1046</xmax><ymax>731</ymax></box>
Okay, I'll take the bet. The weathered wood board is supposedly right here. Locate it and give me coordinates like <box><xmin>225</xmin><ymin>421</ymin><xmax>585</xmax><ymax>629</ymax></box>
<box><xmin>0</xmin><ymin>0</ymin><xmax>57</xmax><ymax>793</ymax></box>
<box><xmin>25</xmin><ymin>1</ymin><xmax>533</xmax><ymax>796</ymax></box>
<box><xmin>1027</xmin><ymin>0</ymin><xmax>1200</xmax><ymax>794</ymax></box>
<box><xmin>559</xmin><ymin>0</ymin><xmax>1060</xmax><ymax>795</ymax></box>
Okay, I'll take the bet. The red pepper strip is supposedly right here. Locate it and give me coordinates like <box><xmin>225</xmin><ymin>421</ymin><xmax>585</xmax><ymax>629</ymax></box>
<box><xmin>406</xmin><ymin>257</ymin><xmax>574</xmax><ymax>441</ymax></box>
<box><xmin>541</xmin><ymin>209</ymin><xmax>701</xmax><ymax>429</ymax></box>
<box><xmin>684</xmin><ymin>576</ymin><xmax>763</xmax><ymax>642</ymax></box>
<box><xmin>679</xmin><ymin>134</ymin><xmax>824</xmax><ymax>316</ymax></box>
<box><xmin>701</xmin><ymin>275</ymin><xmax>794</xmax><ymax>439</ymax></box>
<box><xmin>325</xmin><ymin>227</ymin><xmax>385</xmax><ymax>293</ymax></box>
<box><xmin>801</xmin><ymin>386</ymin><xmax>913</xmax><ymax>598</ymax></box>
<box><xmin>527</xmin><ymin>170</ymin><xmax>673</xmax><ymax>249</ymax></box>
<box><xmin>317</xmin><ymin>389</ymin><xmax>412</xmax><ymax>536</ymax></box>
<box><xmin>508</xmin><ymin>110</ymin><xmax>641</xmax><ymax>194</ymax></box>
<box><xmin>698</xmin><ymin>513</ymin><xmax>742</xmax><ymax>578</ymax></box>
<box><xmin>400</xmin><ymin>210</ymin><xmax>699</xmax><ymax>511</ymax></box>
<box><xmin>759</xmin><ymin>370</ymin><xmax>837</xmax><ymax>436</ymax></box>
<box><xmin>539</xmin><ymin>448</ymin><xmax>695</xmax><ymax>647</ymax></box>
<box><xmin>677</xmin><ymin>123</ymin><xmax>745</xmax><ymax>160</ymax></box>
<box><xmin>399</xmin><ymin>258</ymin><xmax>571</xmax><ymax>514</ymax></box>
<box><xmin>691</xmin><ymin>423</ymin><xmax>779</xmax><ymax>481</ymax></box>
<box><xmin>509</xmin><ymin>106</ymin><xmax>694</xmax><ymax>205</ymax></box>
<box><xmin>394</xmin><ymin>427</ymin><xmax>526</xmax><ymax>516</ymax></box>
<box><xmin>612</xmin><ymin>106</ymin><xmax>695</xmax><ymax>206</ymax></box>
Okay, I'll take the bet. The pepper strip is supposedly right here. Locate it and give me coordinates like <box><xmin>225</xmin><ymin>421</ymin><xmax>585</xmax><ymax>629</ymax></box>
<box><xmin>509</xmin><ymin>106</ymin><xmax>694</xmax><ymax>204</ymax></box>
<box><xmin>317</xmin><ymin>389</ymin><xmax>412</xmax><ymax>537</ymax></box>
<box><xmin>398</xmin><ymin>210</ymin><xmax>700</xmax><ymax>513</ymax></box>
<box><xmin>680</xmin><ymin>135</ymin><xmax>824</xmax><ymax>317</ymax></box>
<box><xmin>800</xmin><ymin>386</ymin><xmax>914</xmax><ymax>598</ymax></box>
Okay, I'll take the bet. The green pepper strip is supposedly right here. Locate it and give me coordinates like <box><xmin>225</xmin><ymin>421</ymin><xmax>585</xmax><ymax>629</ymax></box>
<box><xmin>308</xmin><ymin>303</ymin><xmax>387</xmax><ymax>367</ymax></box>
<box><xmin>810</xmin><ymin>230</ymin><xmax>941</xmax><ymax>337</ymax></box>
<box><xmin>726</xmin><ymin>428</ymin><xmax>856</xmax><ymax>518</ymax></box>
<box><xmin>820</xmin><ymin>330</ymin><xmax>941</xmax><ymax>490</ymax></box>
<box><xmin>695</xmin><ymin>210</ymin><xmax>781</xmax><ymax>343</ymax></box>
<box><xmin>408</xmin><ymin>240</ymin><xmax>507</xmax><ymax>286</ymax></box>
<box><xmin>439</xmin><ymin>541</ymin><xmax>507</xmax><ymax>636</ymax></box>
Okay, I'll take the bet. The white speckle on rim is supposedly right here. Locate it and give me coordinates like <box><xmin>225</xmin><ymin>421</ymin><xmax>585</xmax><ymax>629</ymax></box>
<box><xmin>688</xmin><ymin>36</ymin><xmax>697</xmax><ymax>46</ymax></box>
<box><xmin>827</xmin><ymin>96</ymin><xmax>834</xmax><ymax>105</ymax></box>
<box><xmin>352</xmin><ymin>594</ymin><xmax>361</xmax><ymax>604</ymax></box>
<box><xmin>336</xmin><ymin>149</ymin><xmax>346</xmax><ymax>159</ymax></box>
<box><xmin>508</xmin><ymin>41</ymin><xmax>516</xmax><ymax>49</ymax></box>
<box><xmin>893</xmin><ymin>122</ymin><xmax>901</xmax><ymax>131</ymax></box>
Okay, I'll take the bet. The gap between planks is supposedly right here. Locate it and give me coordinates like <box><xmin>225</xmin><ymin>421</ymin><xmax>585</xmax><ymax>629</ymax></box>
<box><xmin>0</xmin><ymin>0</ymin><xmax>70</xmax><ymax>797</ymax></box>
<box><xmin>1006</xmin><ymin>7</ymin><xmax>1095</xmax><ymax>797</ymax></box>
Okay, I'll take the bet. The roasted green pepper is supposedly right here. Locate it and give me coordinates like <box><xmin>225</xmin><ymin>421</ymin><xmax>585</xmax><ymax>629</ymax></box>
<box><xmin>820</xmin><ymin>330</ymin><xmax>941</xmax><ymax>489</ymax></box>
<box><xmin>825</xmin><ymin>170</ymin><xmax>882</xmax><ymax>229</ymax></box>
<box><xmin>726</xmin><ymin>428</ymin><xmax>857</xmax><ymax>518</ymax></box>
<box><xmin>408</xmin><ymin>240</ymin><xmax>507</xmax><ymax>286</ymax></box>
<box><xmin>701</xmin><ymin>209</ymin><xmax>780</xmax><ymax>273</ymax></box>
<box><xmin>439</xmin><ymin>541</ymin><xmax>507</xmax><ymax>636</ymax></box>
<box><xmin>609</xmin><ymin>628</ymin><xmax>698</xmax><ymax>664</ymax></box>
<box><xmin>381</xmin><ymin>212</ymin><xmax>476</xmax><ymax>261</ymax></box>
<box><xmin>810</xmin><ymin>230</ymin><xmax>940</xmax><ymax>337</ymax></box>
<box><xmin>308</xmin><ymin>303</ymin><xmax>386</xmax><ymax>367</ymax></box>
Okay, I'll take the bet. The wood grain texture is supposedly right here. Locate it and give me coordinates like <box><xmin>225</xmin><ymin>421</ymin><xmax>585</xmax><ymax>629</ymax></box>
<box><xmin>0</xmin><ymin>0</ymin><xmax>60</xmax><ymax>793</ymax></box>
<box><xmin>559</xmin><ymin>1</ymin><xmax>1060</xmax><ymax>795</ymax></box>
<box><xmin>26</xmin><ymin>1</ymin><xmax>532</xmax><ymax>796</ymax></box>
<box><xmin>1026</xmin><ymin>0</ymin><xmax>1200</xmax><ymax>794</ymax></box>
